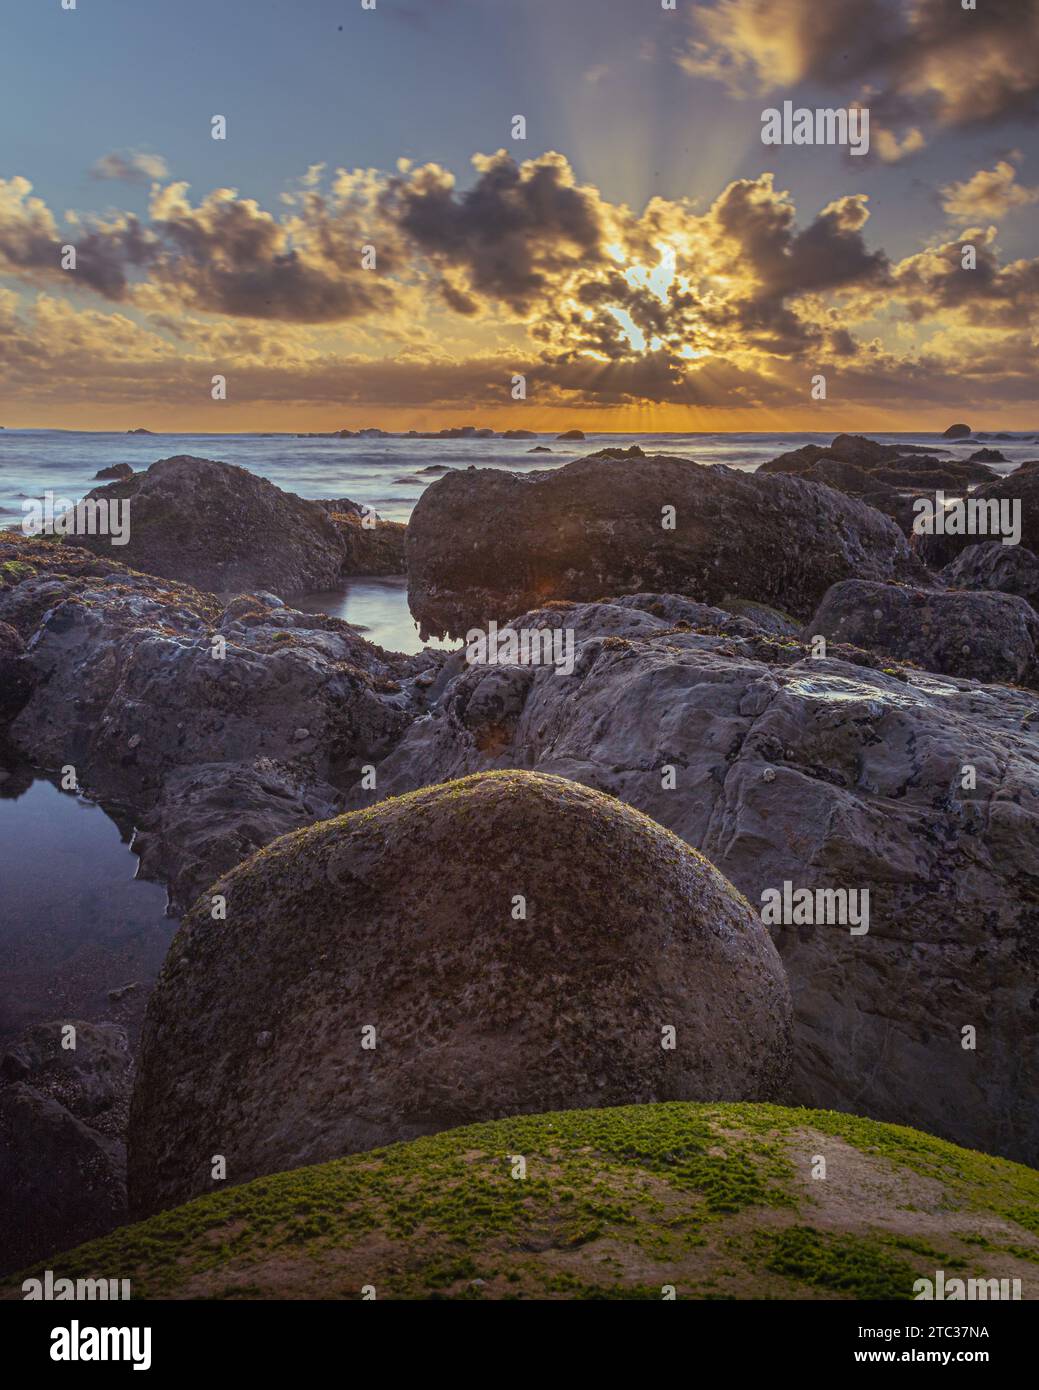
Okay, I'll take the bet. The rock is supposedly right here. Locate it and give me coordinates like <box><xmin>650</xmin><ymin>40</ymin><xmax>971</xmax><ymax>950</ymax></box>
<box><xmin>93</xmin><ymin>463</ymin><xmax>134</xmax><ymax>482</ymax></box>
<box><xmin>556</xmin><ymin>429</ymin><xmax>585</xmax><ymax>440</ymax></box>
<box><xmin>417</xmin><ymin>464</ymin><xmax>452</xmax><ymax>474</ymax></box>
<box><xmin>126</xmin><ymin>428</ymin><xmax>153</xmax><ymax>435</ymax></box>
<box><xmin>806</xmin><ymin>579</ymin><xmax>1039</xmax><ymax>688</ymax></box>
<box><xmin>0</xmin><ymin>621</ymin><xmax>34</xmax><ymax>723</ymax></box>
<box><xmin>501</xmin><ymin>429</ymin><xmax>537</xmax><ymax>439</ymax></box>
<box><xmin>940</xmin><ymin>543</ymin><xmax>1039</xmax><ymax>609</ymax></box>
<box><xmin>943</xmin><ymin>423</ymin><xmax>972</xmax><ymax>439</ymax></box>
<box><xmin>0</xmin><ymin>1083</ymin><xmax>126</xmax><ymax>1276</ymax></box>
<box><xmin>405</xmin><ymin>452</ymin><xmax>924</xmax><ymax>639</ymax></box>
<box><xmin>914</xmin><ymin>468</ymin><xmax>1039</xmax><ymax>569</ymax></box>
<box><xmin>0</xmin><ymin>532</ymin><xmax>443</xmax><ymax>913</ymax></box>
<box><xmin>366</xmin><ymin>598</ymin><xmax>1039</xmax><ymax>1164</ymax></box>
<box><xmin>129</xmin><ymin>770</ymin><xmax>791</xmax><ymax>1214</ymax></box>
<box><xmin>528</xmin><ymin>447</ymin><xmax>552</xmax><ymax>453</ymax></box>
<box><xmin>80</xmin><ymin>456</ymin><xmax>349</xmax><ymax>594</ymax></box>
<box><xmin>969</xmin><ymin>448</ymin><xmax>1008</xmax><ymax>464</ymax></box>
<box><xmin>38</xmin><ymin>1103</ymin><xmax>1039</xmax><ymax>1300</ymax></box>
<box><xmin>0</xmin><ymin>1021</ymin><xmax>131</xmax><ymax>1123</ymax></box>
<box><xmin>587</xmin><ymin>445</ymin><xmax>646</xmax><ymax>460</ymax></box>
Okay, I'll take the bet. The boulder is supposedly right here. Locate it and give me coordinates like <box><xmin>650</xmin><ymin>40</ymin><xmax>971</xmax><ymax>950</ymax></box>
<box><xmin>129</xmin><ymin>770</ymin><xmax>791</xmax><ymax>1213</ymax></box>
<box><xmin>365</xmin><ymin>599</ymin><xmax>1039</xmax><ymax>1164</ymax></box>
<box><xmin>77</xmin><ymin>456</ymin><xmax>348</xmax><ymax>594</ymax></box>
<box><xmin>556</xmin><ymin>429</ymin><xmax>586</xmax><ymax>440</ymax></box>
<box><xmin>501</xmin><ymin>429</ymin><xmax>537</xmax><ymax>439</ymax></box>
<box><xmin>806</xmin><ymin>579</ymin><xmax>1039</xmax><ymax>688</ymax></box>
<box><xmin>940</xmin><ymin>542</ymin><xmax>1039</xmax><ymax>608</ymax></box>
<box><xmin>92</xmin><ymin>463</ymin><xmax>134</xmax><ymax>482</ymax></box>
<box><xmin>969</xmin><ymin>448</ymin><xmax>1008</xmax><ymax>464</ymax></box>
<box><xmin>943</xmin><ymin>423</ymin><xmax>972</xmax><ymax>439</ymax></box>
<box><xmin>405</xmin><ymin>452</ymin><xmax>924</xmax><ymax>639</ymax></box>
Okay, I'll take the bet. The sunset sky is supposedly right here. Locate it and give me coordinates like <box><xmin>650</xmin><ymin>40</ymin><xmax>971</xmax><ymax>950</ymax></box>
<box><xmin>1</xmin><ymin>0</ymin><xmax>1037</xmax><ymax>432</ymax></box>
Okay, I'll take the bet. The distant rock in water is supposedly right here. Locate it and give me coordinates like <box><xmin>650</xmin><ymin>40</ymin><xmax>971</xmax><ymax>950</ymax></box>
<box><xmin>126</xmin><ymin>428</ymin><xmax>153</xmax><ymax>435</ymax></box>
<box><xmin>942</xmin><ymin>423</ymin><xmax>972</xmax><ymax>439</ymax></box>
<box><xmin>527</xmin><ymin>446</ymin><xmax>552</xmax><ymax>453</ymax></box>
<box><xmin>556</xmin><ymin>429</ymin><xmax>585</xmax><ymax>440</ymax></box>
<box><xmin>129</xmin><ymin>770</ymin><xmax>791</xmax><ymax>1214</ymax></box>
<box><xmin>79</xmin><ymin>455</ymin><xmax>402</xmax><ymax>593</ymax></box>
<box><xmin>502</xmin><ymin>429</ymin><xmax>537</xmax><ymax>439</ymax></box>
<box><xmin>969</xmin><ymin>448</ymin><xmax>1007</xmax><ymax>463</ymax></box>
<box><xmin>93</xmin><ymin>463</ymin><xmax>134</xmax><ymax>482</ymax></box>
<box><xmin>405</xmin><ymin>451</ymin><xmax>924</xmax><ymax>639</ymax></box>
<box><xmin>807</xmin><ymin>579</ymin><xmax>1039</xmax><ymax>688</ymax></box>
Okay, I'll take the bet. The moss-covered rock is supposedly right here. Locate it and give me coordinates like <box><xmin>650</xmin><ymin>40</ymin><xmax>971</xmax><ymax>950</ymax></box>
<box><xmin>16</xmin><ymin>1102</ymin><xmax>1039</xmax><ymax>1300</ymax></box>
<box><xmin>129</xmin><ymin>772</ymin><xmax>790</xmax><ymax>1215</ymax></box>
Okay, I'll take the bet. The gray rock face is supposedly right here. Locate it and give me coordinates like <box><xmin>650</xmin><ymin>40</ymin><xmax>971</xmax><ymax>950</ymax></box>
<box><xmin>0</xmin><ymin>1021</ymin><xmax>131</xmax><ymax>1125</ymax></box>
<box><xmin>406</xmin><ymin>452</ymin><xmax>923</xmax><ymax>639</ymax></box>
<box><xmin>806</xmin><ymin>579</ymin><xmax>1039</xmax><ymax>688</ymax></box>
<box><xmin>940</xmin><ymin>543</ymin><xmax>1039</xmax><ymax>608</ymax></box>
<box><xmin>129</xmin><ymin>770</ymin><xmax>791</xmax><ymax>1214</ymax></box>
<box><xmin>363</xmin><ymin>600</ymin><xmax>1039</xmax><ymax>1164</ymax></box>
<box><xmin>0</xmin><ymin>536</ymin><xmax>442</xmax><ymax>912</ymax></box>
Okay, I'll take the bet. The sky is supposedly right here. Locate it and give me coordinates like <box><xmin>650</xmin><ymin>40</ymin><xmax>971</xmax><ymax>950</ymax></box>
<box><xmin>1</xmin><ymin>0</ymin><xmax>1037</xmax><ymax>432</ymax></box>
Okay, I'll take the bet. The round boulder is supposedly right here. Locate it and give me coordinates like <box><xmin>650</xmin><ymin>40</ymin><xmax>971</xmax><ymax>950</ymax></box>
<box><xmin>129</xmin><ymin>770</ymin><xmax>791</xmax><ymax>1214</ymax></box>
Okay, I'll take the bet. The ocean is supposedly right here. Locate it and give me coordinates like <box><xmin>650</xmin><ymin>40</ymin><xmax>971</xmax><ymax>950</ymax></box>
<box><xmin>2</xmin><ymin>428</ymin><xmax>1035</xmax><ymax>653</ymax></box>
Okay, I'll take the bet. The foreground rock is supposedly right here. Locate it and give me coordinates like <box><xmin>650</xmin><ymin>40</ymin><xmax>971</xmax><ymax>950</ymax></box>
<box><xmin>406</xmin><ymin>451</ymin><xmax>923</xmax><ymax>639</ymax></box>
<box><xmin>0</xmin><ymin>1022</ymin><xmax>131</xmax><ymax>1275</ymax></box>
<box><xmin>366</xmin><ymin>599</ymin><xmax>1039</xmax><ymax>1164</ymax></box>
<box><xmin>19</xmin><ymin>1104</ymin><xmax>1039</xmax><ymax>1300</ymax></box>
<box><xmin>0</xmin><ymin>533</ymin><xmax>442</xmax><ymax>912</ymax></box>
<box><xmin>77</xmin><ymin>455</ymin><xmax>403</xmax><ymax>594</ymax></box>
<box><xmin>807</xmin><ymin>580</ymin><xmax>1039</xmax><ymax>688</ymax></box>
<box><xmin>129</xmin><ymin>771</ymin><xmax>791</xmax><ymax>1214</ymax></box>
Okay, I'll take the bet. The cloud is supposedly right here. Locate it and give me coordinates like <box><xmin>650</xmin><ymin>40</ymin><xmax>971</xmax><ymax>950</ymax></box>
<box><xmin>1</xmin><ymin>148</ymin><xmax>1037</xmax><ymax>417</ymax></box>
<box><xmin>91</xmin><ymin>150</ymin><xmax>170</xmax><ymax>183</ymax></box>
<box><xmin>941</xmin><ymin>160</ymin><xmax>1039</xmax><ymax>221</ymax></box>
<box><xmin>678</xmin><ymin>0</ymin><xmax>1039</xmax><ymax>154</ymax></box>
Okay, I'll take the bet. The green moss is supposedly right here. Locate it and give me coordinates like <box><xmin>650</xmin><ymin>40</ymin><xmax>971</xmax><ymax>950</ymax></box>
<box><xmin>11</xmin><ymin>1101</ymin><xmax>1037</xmax><ymax>1301</ymax></box>
<box><xmin>756</xmin><ymin>1226</ymin><xmax>918</xmax><ymax>1300</ymax></box>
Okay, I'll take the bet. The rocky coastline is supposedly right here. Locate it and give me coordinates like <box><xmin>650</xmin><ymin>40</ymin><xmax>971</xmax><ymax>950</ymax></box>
<box><xmin>2</xmin><ymin>435</ymin><xmax>1037</xmax><ymax>1288</ymax></box>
